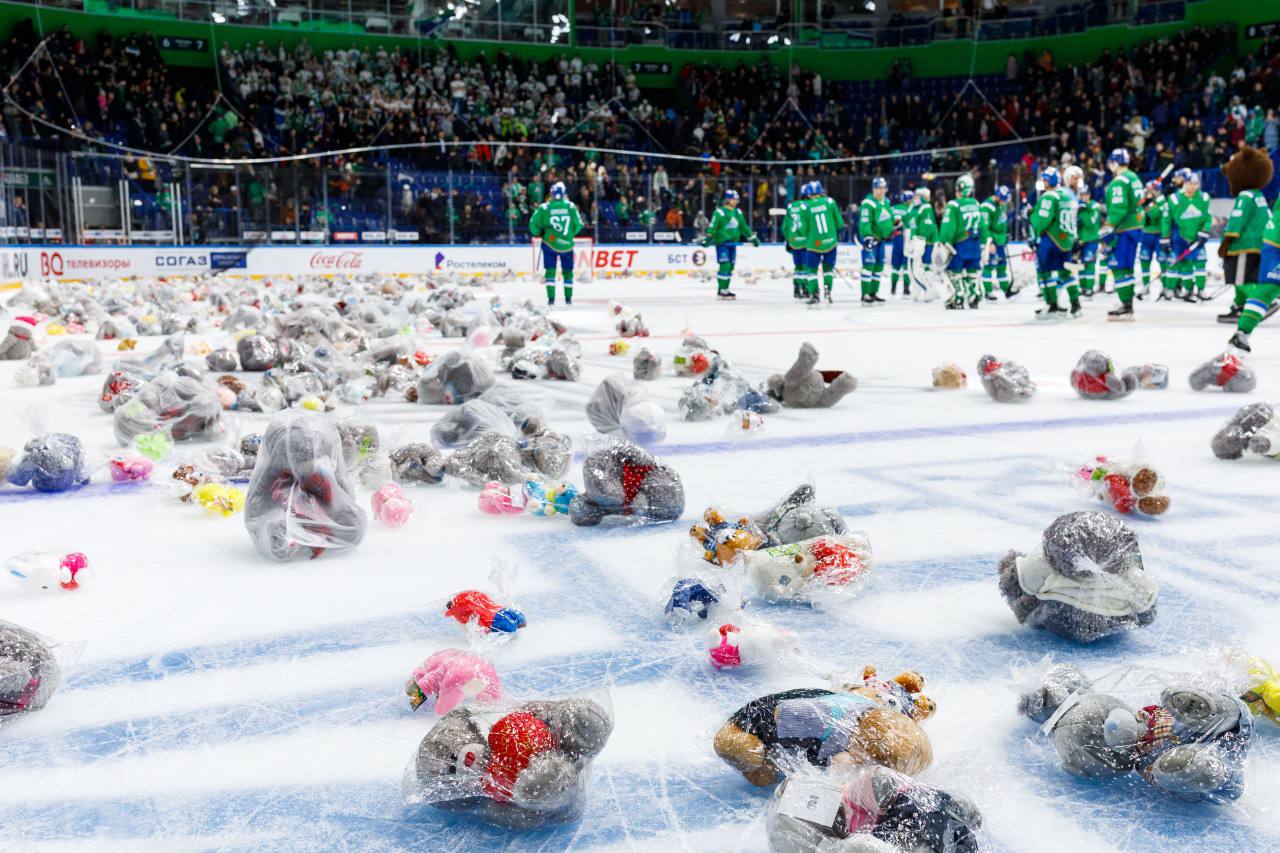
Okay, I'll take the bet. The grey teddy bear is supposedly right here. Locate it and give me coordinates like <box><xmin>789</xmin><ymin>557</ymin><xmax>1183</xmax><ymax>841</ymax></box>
<box><xmin>755</xmin><ymin>483</ymin><xmax>847</xmax><ymax>544</ymax></box>
<box><xmin>1188</xmin><ymin>353</ymin><xmax>1257</xmax><ymax>393</ymax></box>
<box><xmin>1211</xmin><ymin>402</ymin><xmax>1275</xmax><ymax>459</ymax></box>
<box><xmin>977</xmin><ymin>354</ymin><xmax>1036</xmax><ymax>402</ymax></box>
<box><xmin>570</xmin><ymin>438</ymin><xmax>685</xmax><ymax>527</ymax></box>
<box><xmin>0</xmin><ymin>620</ymin><xmax>62</xmax><ymax>719</ymax></box>
<box><xmin>1069</xmin><ymin>350</ymin><xmax>1137</xmax><ymax>400</ymax></box>
<box><xmin>767</xmin><ymin>342</ymin><xmax>857</xmax><ymax>407</ymax></box>
<box><xmin>633</xmin><ymin>348</ymin><xmax>660</xmax><ymax>381</ymax></box>
<box><xmin>0</xmin><ymin>321</ymin><xmax>36</xmax><ymax>360</ymax></box>
<box><xmin>416</xmin><ymin>350</ymin><xmax>496</xmax><ymax>404</ymax></box>
<box><xmin>997</xmin><ymin>511</ymin><xmax>1157</xmax><ymax>642</ymax></box>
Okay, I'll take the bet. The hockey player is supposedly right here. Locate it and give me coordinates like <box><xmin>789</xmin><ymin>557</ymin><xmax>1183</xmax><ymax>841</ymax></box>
<box><xmin>1219</xmin><ymin>151</ymin><xmax>1275</xmax><ymax>324</ymax></box>
<box><xmin>803</xmin><ymin>181</ymin><xmax>845</xmax><ymax>305</ymax></box>
<box><xmin>1167</xmin><ymin>169</ymin><xmax>1213</xmax><ymax>302</ymax></box>
<box><xmin>938</xmin><ymin>173</ymin><xmax>984</xmax><ymax>309</ymax></box>
<box><xmin>1228</xmin><ymin>195</ymin><xmax>1280</xmax><ymax>352</ymax></box>
<box><xmin>783</xmin><ymin>182</ymin><xmax>812</xmax><ymax>299</ymax></box>
<box><xmin>1029</xmin><ymin>166</ymin><xmax>1081</xmax><ymax>318</ymax></box>
<box><xmin>1076</xmin><ymin>184</ymin><xmax>1103</xmax><ymax>297</ymax></box>
<box><xmin>701</xmin><ymin>189</ymin><xmax>759</xmax><ymax>300</ymax></box>
<box><xmin>980</xmin><ymin>185</ymin><xmax>1015</xmax><ymax>300</ymax></box>
<box><xmin>909</xmin><ymin>187</ymin><xmax>938</xmax><ymax>294</ymax></box>
<box><xmin>889</xmin><ymin>190</ymin><xmax>911</xmax><ymax>296</ymax></box>
<box><xmin>1138</xmin><ymin>179</ymin><xmax>1172</xmax><ymax>298</ymax></box>
<box><xmin>858</xmin><ymin>177</ymin><xmax>894</xmax><ymax>303</ymax></box>
<box><xmin>528</xmin><ymin>181</ymin><xmax>584</xmax><ymax>305</ymax></box>
<box><xmin>1101</xmin><ymin>148</ymin><xmax>1145</xmax><ymax>319</ymax></box>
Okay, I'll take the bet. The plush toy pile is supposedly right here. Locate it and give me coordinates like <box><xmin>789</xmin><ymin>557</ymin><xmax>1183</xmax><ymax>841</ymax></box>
<box><xmin>1070</xmin><ymin>350</ymin><xmax>1137</xmax><ymax>400</ymax></box>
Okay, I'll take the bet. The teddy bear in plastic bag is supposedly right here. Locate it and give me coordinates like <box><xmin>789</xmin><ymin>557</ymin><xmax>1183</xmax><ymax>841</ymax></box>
<box><xmin>1189</xmin><ymin>353</ymin><xmax>1257</xmax><ymax>393</ymax></box>
<box><xmin>7</xmin><ymin>432</ymin><xmax>89</xmax><ymax>493</ymax></box>
<box><xmin>767</xmin><ymin>343</ymin><xmax>857</xmax><ymax>408</ymax></box>
<box><xmin>0</xmin><ymin>319</ymin><xmax>37</xmax><ymax>360</ymax></box>
<box><xmin>931</xmin><ymin>362</ymin><xmax>967</xmax><ymax>389</ymax></box>
<box><xmin>743</xmin><ymin>534</ymin><xmax>875</xmax><ymax>605</ymax></box>
<box><xmin>1211</xmin><ymin>402</ymin><xmax>1280</xmax><ymax>460</ymax></box>
<box><xmin>1070</xmin><ymin>350</ymin><xmax>1137</xmax><ymax>400</ymax></box>
<box><xmin>997</xmin><ymin>511</ymin><xmax>1157</xmax><ymax>642</ymax></box>
<box><xmin>570</xmin><ymin>438</ymin><xmax>685</xmax><ymax>527</ymax></box>
<box><xmin>243</xmin><ymin>412</ymin><xmax>367</xmax><ymax>561</ymax></box>
<box><xmin>766</xmin><ymin>765</ymin><xmax>983</xmax><ymax>853</ymax></box>
<box><xmin>390</xmin><ymin>443</ymin><xmax>447</xmax><ymax>484</ymax></box>
<box><xmin>633</xmin><ymin>347</ymin><xmax>660</xmax><ymax>380</ymax></box>
<box><xmin>416</xmin><ymin>350</ymin><xmax>496</xmax><ymax>404</ymax></box>
<box><xmin>1019</xmin><ymin>663</ymin><xmax>1254</xmax><ymax>802</ymax></box>
<box><xmin>757</xmin><ymin>483</ymin><xmax>849</xmax><ymax>545</ymax></box>
<box><xmin>112</xmin><ymin>372</ymin><xmax>222</xmax><ymax>446</ymax></box>
<box><xmin>0</xmin><ymin>620</ymin><xmax>62</xmax><ymax>720</ymax></box>
<box><xmin>403</xmin><ymin>694</ymin><xmax>614</xmax><ymax>828</ymax></box>
<box><xmin>1074</xmin><ymin>455</ymin><xmax>1170</xmax><ymax>517</ymax></box>
<box><xmin>1122</xmin><ymin>363</ymin><xmax>1169</xmax><ymax>390</ymax></box>
<box><xmin>586</xmin><ymin>374</ymin><xmax>667</xmax><ymax>446</ymax></box>
<box><xmin>406</xmin><ymin>649</ymin><xmax>503</xmax><ymax>715</ymax></box>
<box><xmin>977</xmin><ymin>354</ymin><xmax>1035</xmax><ymax>402</ymax></box>
<box><xmin>714</xmin><ymin>666</ymin><xmax>936</xmax><ymax>786</ymax></box>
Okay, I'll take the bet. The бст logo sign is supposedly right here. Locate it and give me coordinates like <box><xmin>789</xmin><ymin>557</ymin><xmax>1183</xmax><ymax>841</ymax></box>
<box><xmin>309</xmin><ymin>250</ymin><xmax>364</xmax><ymax>270</ymax></box>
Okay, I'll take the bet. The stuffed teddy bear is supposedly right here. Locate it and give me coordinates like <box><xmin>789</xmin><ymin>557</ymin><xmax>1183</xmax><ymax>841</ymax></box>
<box><xmin>1074</xmin><ymin>456</ymin><xmax>1170</xmax><ymax>516</ymax></box>
<box><xmin>690</xmin><ymin>507</ymin><xmax>769</xmax><ymax>565</ymax></box>
<box><xmin>0</xmin><ymin>619</ymin><xmax>62</xmax><ymax>718</ymax></box>
<box><xmin>756</xmin><ymin>483</ymin><xmax>848</xmax><ymax>545</ymax></box>
<box><xmin>205</xmin><ymin>348</ymin><xmax>240</xmax><ymax>372</ymax></box>
<box><xmin>445</xmin><ymin>433</ymin><xmax>527</xmax><ymax>487</ymax></box>
<box><xmin>742</xmin><ymin>534</ymin><xmax>874</xmax><ymax>604</ymax></box>
<box><xmin>1020</xmin><ymin>663</ymin><xmax>1254</xmax><ymax>802</ymax></box>
<box><xmin>390</xmin><ymin>442</ymin><xmax>447</xmax><ymax>484</ymax></box>
<box><xmin>977</xmin><ymin>354</ymin><xmax>1035</xmax><ymax>402</ymax></box>
<box><xmin>243</xmin><ymin>412</ymin><xmax>367</xmax><ymax>561</ymax></box>
<box><xmin>672</xmin><ymin>336</ymin><xmax>713</xmax><ymax>377</ymax></box>
<box><xmin>509</xmin><ymin>343</ymin><xmax>581</xmax><ymax>382</ymax></box>
<box><xmin>15</xmin><ymin>356</ymin><xmax>56</xmax><ymax>387</ymax></box>
<box><xmin>406</xmin><ymin>696</ymin><xmax>614</xmax><ymax>827</ymax></box>
<box><xmin>997</xmin><ymin>511</ymin><xmax>1157</xmax><ymax>642</ymax></box>
<box><xmin>1219</xmin><ymin>146</ymin><xmax>1274</xmax><ymax>324</ymax></box>
<box><xmin>707</xmin><ymin>621</ymin><xmax>803</xmax><ymax>671</ymax></box>
<box><xmin>112</xmin><ymin>372</ymin><xmax>222</xmax><ymax>446</ymax></box>
<box><xmin>1070</xmin><ymin>350</ymin><xmax>1137</xmax><ymax>400</ymax></box>
<box><xmin>633</xmin><ymin>348</ymin><xmax>660</xmax><ymax>381</ymax></box>
<box><xmin>236</xmin><ymin>334</ymin><xmax>278</xmax><ymax>371</ymax></box>
<box><xmin>931</xmin><ymin>362</ymin><xmax>967</xmax><ymax>389</ymax></box>
<box><xmin>766</xmin><ymin>765</ymin><xmax>983</xmax><ymax>853</ymax></box>
<box><xmin>1122</xmin><ymin>363</ymin><xmax>1168</xmax><ymax>389</ymax></box>
<box><xmin>406</xmin><ymin>649</ymin><xmax>502</xmax><ymax>714</ymax></box>
<box><xmin>1211</xmin><ymin>402</ymin><xmax>1274</xmax><ymax>459</ymax></box>
<box><xmin>7</xmin><ymin>433</ymin><xmax>89</xmax><ymax>493</ymax></box>
<box><xmin>570</xmin><ymin>439</ymin><xmax>685</xmax><ymax>527</ymax></box>
<box><xmin>586</xmin><ymin>375</ymin><xmax>667</xmax><ymax>446</ymax></box>
<box><xmin>40</xmin><ymin>339</ymin><xmax>101</xmax><ymax>378</ymax></box>
<box><xmin>1189</xmin><ymin>353</ymin><xmax>1257</xmax><ymax>393</ymax></box>
<box><xmin>714</xmin><ymin>666</ymin><xmax>936</xmax><ymax>786</ymax></box>
<box><xmin>519</xmin><ymin>428</ymin><xmax>572</xmax><ymax>480</ymax></box>
<box><xmin>0</xmin><ymin>319</ymin><xmax>37</xmax><ymax>360</ymax></box>
<box><xmin>430</xmin><ymin>400</ymin><xmax>518</xmax><ymax>449</ymax></box>
<box><xmin>417</xmin><ymin>350</ymin><xmax>496</xmax><ymax>404</ymax></box>
<box><xmin>664</xmin><ymin>577</ymin><xmax>726</xmax><ymax>623</ymax></box>
<box><xmin>767</xmin><ymin>343</ymin><xmax>857</xmax><ymax>408</ymax></box>
<box><xmin>444</xmin><ymin>589</ymin><xmax>526</xmax><ymax>634</ymax></box>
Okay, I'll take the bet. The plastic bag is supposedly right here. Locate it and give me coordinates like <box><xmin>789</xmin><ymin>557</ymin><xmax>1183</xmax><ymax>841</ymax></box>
<box><xmin>714</xmin><ymin>667</ymin><xmax>936</xmax><ymax>786</ymax></box>
<box><xmin>1123</xmin><ymin>362</ymin><xmax>1168</xmax><ymax>389</ymax></box>
<box><xmin>766</xmin><ymin>764</ymin><xmax>983</xmax><ymax>853</ymax></box>
<box><xmin>570</xmin><ymin>437</ymin><xmax>685</xmax><ymax>527</ymax></box>
<box><xmin>402</xmin><ymin>691</ymin><xmax>614</xmax><ymax>828</ymax></box>
<box><xmin>977</xmin><ymin>354</ymin><xmax>1035</xmax><ymax>402</ymax></box>
<box><xmin>390</xmin><ymin>442</ymin><xmax>447</xmax><ymax>485</ymax></box>
<box><xmin>0</xmin><ymin>620</ymin><xmax>63</xmax><ymax>720</ymax></box>
<box><xmin>742</xmin><ymin>533</ymin><xmax>875</xmax><ymax>605</ymax></box>
<box><xmin>406</xmin><ymin>649</ymin><xmax>502</xmax><ymax>714</ymax></box>
<box><xmin>243</xmin><ymin>412</ymin><xmax>367</xmax><ymax>561</ymax></box>
<box><xmin>1070</xmin><ymin>350</ymin><xmax>1137</xmax><ymax>400</ymax></box>
<box><xmin>1017</xmin><ymin>661</ymin><xmax>1255</xmax><ymax>803</ymax></box>
<box><xmin>1189</xmin><ymin>353</ymin><xmax>1256</xmax><ymax>393</ymax></box>
<box><xmin>586</xmin><ymin>374</ymin><xmax>668</xmax><ymax>446</ymax></box>
<box><xmin>633</xmin><ymin>347</ymin><xmax>660</xmax><ymax>380</ymax></box>
<box><xmin>45</xmin><ymin>339</ymin><xmax>102</xmax><ymax>377</ymax></box>
<box><xmin>7</xmin><ymin>432</ymin><xmax>89</xmax><ymax>493</ymax></box>
<box><xmin>417</xmin><ymin>349</ymin><xmax>496</xmax><ymax>404</ymax></box>
<box><xmin>237</xmin><ymin>334</ymin><xmax>278</xmax><ymax>371</ymax></box>
<box><xmin>432</xmin><ymin>399</ymin><xmax>520</xmax><ymax>449</ymax></box>
<box><xmin>931</xmin><ymin>362</ymin><xmax>967</xmax><ymax>389</ymax></box>
<box><xmin>112</xmin><ymin>372</ymin><xmax>222</xmax><ymax>446</ymax></box>
<box><xmin>997</xmin><ymin>511</ymin><xmax>1156</xmax><ymax>643</ymax></box>
<box><xmin>1072</xmin><ymin>453</ymin><xmax>1169</xmax><ymax>516</ymax></box>
<box><xmin>1212</xmin><ymin>402</ymin><xmax>1280</xmax><ymax>460</ymax></box>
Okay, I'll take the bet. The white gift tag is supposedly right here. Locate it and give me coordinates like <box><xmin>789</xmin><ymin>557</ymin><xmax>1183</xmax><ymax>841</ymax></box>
<box><xmin>775</xmin><ymin>778</ymin><xmax>844</xmax><ymax>826</ymax></box>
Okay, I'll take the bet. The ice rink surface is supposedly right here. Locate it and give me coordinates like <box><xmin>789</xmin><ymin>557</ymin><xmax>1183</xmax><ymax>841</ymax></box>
<box><xmin>2</xmin><ymin>272</ymin><xmax>1279</xmax><ymax>852</ymax></box>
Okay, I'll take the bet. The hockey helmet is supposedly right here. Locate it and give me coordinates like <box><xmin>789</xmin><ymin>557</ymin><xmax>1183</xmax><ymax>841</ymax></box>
<box><xmin>550</xmin><ymin>182</ymin><xmax>567</xmax><ymax>199</ymax></box>
<box><xmin>955</xmin><ymin>174</ymin><xmax>975</xmax><ymax>197</ymax></box>
<box><xmin>1040</xmin><ymin>167</ymin><xmax>1060</xmax><ymax>189</ymax></box>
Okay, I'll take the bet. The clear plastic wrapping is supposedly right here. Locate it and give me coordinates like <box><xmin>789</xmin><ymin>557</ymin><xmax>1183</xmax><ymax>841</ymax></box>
<box><xmin>206</xmin><ymin>347</ymin><xmax>239</xmax><ymax>372</ymax></box>
<box><xmin>742</xmin><ymin>534</ymin><xmax>875</xmax><ymax>605</ymax></box>
<box><xmin>0</xmin><ymin>320</ymin><xmax>37</xmax><ymax>360</ymax></box>
<box><xmin>633</xmin><ymin>347</ymin><xmax>661</xmax><ymax>380</ymax></box>
<box><xmin>4</xmin><ymin>548</ymin><xmax>90</xmax><ymax>592</ymax></box>
<box><xmin>390</xmin><ymin>442</ymin><xmax>447</xmax><ymax>485</ymax></box>
<box><xmin>406</xmin><ymin>649</ymin><xmax>503</xmax><ymax>714</ymax></box>
<box><xmin>445</xmin><ymin>434</ymin><xmax>529</xmax><ymax>487</ymax></box>
<box><xmin>714</xmin><ymin>667</ymin><xmax>936</xmax><ymax>786</ymax></box>
<box><xmin>1018</xmin><ymin>662</ymin><xmax>1255</xmax><ymax>803</ymax></box>
<box><xmin>1212</xmin><ymin>402</ymin><xmax>1280</xmax><ymax>460</ymax></box>
<box><xmin>931</xmin><ymin>362</ymin><xmax>967</xmax><ymax>389</ymax></box>
<box><xmin>236</xmin><ymin>334</ymin><xmax>279</xmax><ymax>371</ymax></box>
<box><xmin>706</xmin><ymin>618</ymin><xmax>805</xmax><ymax>672</ymax></box>
<box><xmin>112</xmin><ymin>372</ymin><xmax>223</xmax><ymax>446</ymax></box>
<box><xmin>44</xmin><ymin>339</ymin><xmax>102</xmax><ymax>377</ymax></box>
<box><xmin>416</xmin><ymin>349</ymin><xmax>496</xmax><ymax>404</ymax></box>
<box><xmin>432</xmin><ymin>399</ymin><xmax>519</xmax><ymax>449</ymax></box>
<box><xmin>1188</xmin><ymin>353</ymin><xmax>1257</xmax><ymax>393</ymax></box>
<box><xmin>1070</xmin><ymin>350</ymin><xmax>1137</xmax><ymax>400</ymax></box>
<box><xmin>243</xmin><ymin>412</ymin><xmax>367</xmax><ymax>561</ymax></box>
<box><xmin>997</xmin><ymin>511</ymin><xmax>1157</xmax><ymax>642</ymax></box>
<box><xmin>569</xmin><ymin>437</ymin><xmax>685</xmax><ymax>527</ymax></box>
<box><xmin>766</xmin><ymin>765</ymin><xmax>983</xmax><ymax>853</ymax></box>
<box><xmin>402</xmin><ymin>691</ymin><xmax>614</xmax><ymax>828</ymax></box>
<box><xmin>1122</xmin><ymin>362</ymin><xmax>1169</xmax><ymax>389</ymax></box>
<box><xmin>977</xmin><ymin>354</ymin><xmax>1036</xmax><ymax>402</ymax></box>
<box><xmin>7</xmin><ymin>432</ymin><xmax>89</xmax><ymax>493</ymax></box>
<box><xmin>586</xmin><ymin>374</ymin><xmax>668</xmax><ymax>445</ymax></box>
<box><xmin>0</xmin><ymin>620</ymin><xmax>63</xmax><ymax>720</ymax></box>
<box><xmin>766</xmin><ymin>343</ymin><xmax>857</xmax><ymax>408</ymax></box>
<box><xmin>672</xmin><ymin>336</ymin><xmax>712</xmax><ymax>377</ymax></box>
<box><xmin>15</xmin><ymin>356</ymin><xmax>56</xmax><ymax>387</ymax></box>
<box><xmin>1073</xmin><ymin>454</ymin><xmax>1169</xmax><ymax>516</ymax></box>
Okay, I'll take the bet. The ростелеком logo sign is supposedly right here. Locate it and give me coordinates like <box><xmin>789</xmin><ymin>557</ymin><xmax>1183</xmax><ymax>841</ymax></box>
<box><xmin>435</xmin><ymin>251</ymin><xmax>445</xmax><ymax>270</ymax></box>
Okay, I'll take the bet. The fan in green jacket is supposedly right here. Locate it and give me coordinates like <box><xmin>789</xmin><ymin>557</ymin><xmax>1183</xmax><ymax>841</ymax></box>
<box><xmin>1167</xmin><ymin>169</ymin><xmax>1214</xmax><ymax>301</ymax></box>
<box><xmin>701</xmin><ymin>189</ymin><xmax>759</xmax><ymax>300</ymax></box>
<box><xmin>803</xmin><ymin>181</ymin><xmax>846</xmax><ymax>304</ymax></box>
<box><xmin>528</xmin><ymin>181</ymin><xmax>584</xmax><ymax>305</ymax></box>
<box><xmin>782</xmin><ymin>183</ymin><xmax>813</xmax><ymax>299</ymax></box>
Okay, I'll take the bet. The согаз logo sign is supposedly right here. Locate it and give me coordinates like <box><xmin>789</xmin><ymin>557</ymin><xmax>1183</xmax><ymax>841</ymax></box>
<box><xmin>309</xmin><ymin>251</ymin><xmax>363</xmax><ymax>270</ymax></box>
<box><xmin>155</xmin><ymin>253</ymin><xmax>208</xmax><ymax>268</ymax></box>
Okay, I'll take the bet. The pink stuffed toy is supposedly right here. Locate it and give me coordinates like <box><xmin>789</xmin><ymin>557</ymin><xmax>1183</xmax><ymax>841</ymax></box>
<box><xmin>478</xmin><ymin>481</ymin><xmax>527</xmax><ymax>515</ymax></box>
<box><xmin>371</xmin><ymin>482</ymin><xmax>414</xmax><ymax>527</ymax></box>
<box><xmin>706</xmin><ymin>621</ymin><xmax>803</xmax><ymax>671</ymax></box>
<box><xmin>108</xmin><ymin>454</ymin><xmax>154</xmax><ymax>483</ymax></box>
<box><xmin>406</xmin><ymin>649</ymin><xmax>503</xmax><ymax>714</ymax></box>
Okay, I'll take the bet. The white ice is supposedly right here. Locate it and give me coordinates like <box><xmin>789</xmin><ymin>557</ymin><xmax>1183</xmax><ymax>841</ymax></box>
<box><xmin>1</xmin><ymin>271</ymin><xmax>1278</xmax><ymax>852</ymax></box>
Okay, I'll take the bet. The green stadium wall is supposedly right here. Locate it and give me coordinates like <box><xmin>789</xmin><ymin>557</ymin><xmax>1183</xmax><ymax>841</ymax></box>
<box><xmin>0</xmin><ymin>0</ymin><xmax>1273</xmax><ymax>82</ymax></box>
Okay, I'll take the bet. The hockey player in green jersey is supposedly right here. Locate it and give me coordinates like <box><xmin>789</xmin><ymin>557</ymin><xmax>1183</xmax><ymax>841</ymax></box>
<box><xmin>1075</xmin><ymin>184</ymin><xmax>1104</xmax><ymax>296</ymax></box>
<box><xmin>1219</xmin><ymin>148</ymin><xmax>1275</xmax><ymax>324</ymax></box>
<box><xmin>1029</xmin><ymin>167</ymin><xmax>1081</xmax><ymax>318</ymax></box>
<box><xmin>528</xmin><ymin>181</ymin><xmax>585</xmax><ymax>305</ymax></box>
<box><xmin>1168</xmin><ymin>169</ymin><xmax>1214</xmax><ymax>302</ymax></box>
<box><xmin>909</xmin><ymin>187</ymin><xmax>938</xmax><ymax>294</ymax></box>
<box><xmin>1138</xmin><ymin>180</ymin><xmax>1173</xmax><ymax>298</ymax></box>
<box><xmin>980</xmin><ymin>185</ymin><xmax>1015</xmax><ymax>300</ymax></box>
<box><xmin>782</xmin><ymin>183</ymin><xmax>813</xmax><ymax>299</ymax></box>
<box><xmin>888</xmin><ymin>191</ymin><xmax>911</xmax><ymax>296</ymax></box>
<box><xmin>858</xmin><ymin>177</ymin><xmax>894</xmax><ymax>303</ymax></box>
<box><xmin>1228</xmin><ymin>194</ymin><xmax>1280</xmax><ymax>352</ymax></box>
<box><xmin>1101</xmin><ymin>148</ymin><xmax>1146</xmax><ymax>319</ymax></box>
<box><xmin>701</xmin><ymin>189</ymin><xmax>759</xmax><ymax>300</ymax></box>
<box><xmin>803</xmin><ymin>180</ymin><xmax>846</xmax><ymax>305</ymax></box>
<box><xmin>938</xmin><ymin>174</ymin><xmax>985</xmax><ymax>309</ymax></box>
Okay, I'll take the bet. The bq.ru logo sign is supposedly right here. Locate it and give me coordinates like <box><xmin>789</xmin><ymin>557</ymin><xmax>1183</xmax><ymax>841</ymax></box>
<box><xmin>40</xmin><ymin>251</ymin><xmax>63</xmax><ymax>276</ymax></box>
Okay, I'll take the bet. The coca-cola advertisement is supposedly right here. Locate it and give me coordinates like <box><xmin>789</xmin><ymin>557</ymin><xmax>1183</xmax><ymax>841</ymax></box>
<box><xmin>308</xmin><ymin>250</ymin><xmax>364</xmax><ymax>270</ymax></box>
